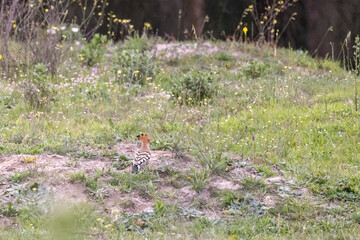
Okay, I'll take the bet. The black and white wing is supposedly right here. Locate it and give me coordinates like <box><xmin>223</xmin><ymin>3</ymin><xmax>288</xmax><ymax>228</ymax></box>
<box><xmin>132</xmin><ymin>151</ymin><xmax>151</xmax><ymax>173</ymax></box>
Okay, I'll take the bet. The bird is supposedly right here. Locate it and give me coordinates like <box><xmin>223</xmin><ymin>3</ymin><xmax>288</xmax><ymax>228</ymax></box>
<box><xmin>132</xmin><ymin>134</ymin><xmax>151</xmax><ymax>173</ymax></box>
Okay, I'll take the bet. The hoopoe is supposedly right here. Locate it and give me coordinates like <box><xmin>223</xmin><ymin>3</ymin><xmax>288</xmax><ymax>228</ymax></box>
<box><xmin>132</xmin><ymin>134</ymin><xmax>151</xmax><ymax>173</ymax></box>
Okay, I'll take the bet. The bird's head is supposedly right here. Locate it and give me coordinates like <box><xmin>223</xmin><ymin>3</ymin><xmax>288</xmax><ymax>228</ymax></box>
<box><xmin>137</xmin><ymin>134</ymin><xmax>150</xmax><ymax>143</ymax></box>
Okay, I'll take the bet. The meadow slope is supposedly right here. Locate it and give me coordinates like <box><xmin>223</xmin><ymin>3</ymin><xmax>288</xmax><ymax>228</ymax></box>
<box><xmin>0</xmin><ymin>39</ymin><xmax>360</xmax><ymax>239</ymax></box>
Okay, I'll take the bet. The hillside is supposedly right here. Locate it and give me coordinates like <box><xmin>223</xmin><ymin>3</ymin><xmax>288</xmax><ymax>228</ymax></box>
<box><xmin>0</xmin><ymin>38</ymin><xmax>360</xmax><ymax>239</ymax></box>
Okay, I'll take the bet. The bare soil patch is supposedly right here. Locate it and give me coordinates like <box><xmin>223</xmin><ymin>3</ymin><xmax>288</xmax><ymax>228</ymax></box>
<box><xmin>153</xmin><ymin>42</ymin><xmax>221</xmax><ymax>59</ymax></box>
<box><xmin>0</xmin><ymin>142</ymin><xmax>307</xmax><ymax>224</ymax></box>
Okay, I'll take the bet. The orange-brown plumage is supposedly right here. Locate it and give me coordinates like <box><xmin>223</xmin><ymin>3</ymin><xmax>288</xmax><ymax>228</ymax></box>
<box><xmin>132</xmin><ymin>134</ymin><xmax>151</xmax><ymax>173</ymax></box>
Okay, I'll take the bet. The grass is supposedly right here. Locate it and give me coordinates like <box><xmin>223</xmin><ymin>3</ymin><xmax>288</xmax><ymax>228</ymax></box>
<box><xmin>108</xmin><ymin>171</ymin><xmax>158</xmax><ymax>198</ymax></box>
<box><xmin>1</xmin><ymin>37</ymin><xmax>360</xmax><ymax>238</ymax></box>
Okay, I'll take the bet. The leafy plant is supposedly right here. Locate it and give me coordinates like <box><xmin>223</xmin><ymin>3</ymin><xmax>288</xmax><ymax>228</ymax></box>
<box><xmin>109</xmin><ymin>171</ymin><xmax>157</xmax><ymax>196</ymax></box>
<box><xmin>153</xmin><ymin>201</ymin><xmax>179</xmax><ymax>217</ymax></box>
<box><xmin>9</xmin><ymin>170</ymin><xmax>38</xmax><ymax>183</ymax></box>
<box><xmin>195</xmin><ymin>149</ymin><xmax>227</xmax><ymax>175</ymax></box>
<box><xmin>242</xmin><ymin>61</ymin><xmax>271</xmax><ymax>79</ymax></box>
<box><xmin>254</xmin><ymin>165</ymin><xmax>276</xmax><ymax>178</ymax></box>
<box><xmin>309</xmin><ymin>176</ymin><xmax>360</xmax><ymax>201</ymax></box>
<box><xmin>0</xmin><ymin>202</ymin><xmax>18</xmax><ymax>217</ymax></box>
<box><xmin>112</xmin><ymin>49</ymin><xmax>156</xmax><ymax>85</ymax></box>
<box><xmin>241</xmin><ymin>176</ymin><xmax>267</xmax><ymax>191</ymax></box>
<box><xmin>213</xmin><ymin>51</ymin><xmax>236</xmax><ymax>68</ymax></box>
<box><xmin>22</xmin><ymin>63</ymin><xmax>56</xmax><ymax>110</ymax></box>
<box><xmin>220</xmin><ymin>190</ymin><xmax>267</xmax><ymax>216</ymax></box>
<box><xmin>170</xmin><ymin>69</ymin><xmax>218</xmax><ymax>105</ymax></box>
<box><xmin>88</xmin><ymin>187</ymin><xmax>109</xmax><ymax>200</ymax></box>
<box><xmin>123</xmin><ymin>35</ymin><xmax>151</xmax><ymax>52</ymax></box>
<box><xmin>112</xmin><ymin>154</ymin><xmax>132</xmax><ymax>170</ymax></box>
<box><xmin>69</xmin><ymin>171</ymin><xmax>86</xmax><ymax>183</ymax></box>
<box><xmin>85</xmin><ymin>176</ymin><xmax>99</xmax><ymax>191</ymax></box>
<box><xmin>352</xmin><ymin>211</ymin><xmax>360</xmax><ymax>224</ymax></box>
<box><xmin>187</xmin><ymin>167</ymin><xmax>209</xmax><ymax>192</ymax></box>
<box><xmin>23</xmin><ymin>155</ymin><xmax>37</xmax><ymax>163</ymax></box>
<box><xmin>79</xmin><ymin>33</ymin><xmax>108</xmax><ymax>66</ymax></box>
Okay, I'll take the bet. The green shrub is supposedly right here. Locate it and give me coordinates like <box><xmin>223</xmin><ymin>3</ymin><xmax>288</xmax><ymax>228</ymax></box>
<box><xmin>242</xmin><ymin>61</ymin><xmax>271</xmax><ymax>79</ymax></box>
<box><xmin>112</xmin><ymin>49</ymin><xmax>156</xmax><ymax>85</ymax></box>
<box><xmin>22</xmin><ymin>63</ymin><xmax>55</xmax><ymax>110</ymax></box>
<box><xmin>170</xmin><ymin>69</ymin><xmax>218</xmax><ymax>105</ymax></box>
<box><xmin>123</xmin><ymin>35</ymin><xmax>150</xmax><ymax>52</ymax></box>
<box><xmin>213</xmin><ymin>52</ymin><xmax>236</xmax><ymax>68</ymax></box>
<box><xmin>213</xmin><ymin>52</ymin><xmax>236</xmax><ymax>62</ymax></box>
<box><xmin>79</xmin><ymin>34</ymin><xmax>108</xmax><ymax>66</ymax></box>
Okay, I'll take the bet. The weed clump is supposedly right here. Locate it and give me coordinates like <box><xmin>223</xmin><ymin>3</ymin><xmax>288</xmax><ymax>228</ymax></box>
<box><xmin>112</xmin><ymin>49</ymin><xmax>156</xmax><ymax>86</ymax></box>
<box><xmin>123</xmin><ymin>35</ymin><xmax>151</xmax><ymax>52</ymax></box>
<box><xmin>187</xmin><ymin>167</ymin><xmax>209</xmax><ymax>192</ymax></box>
<box><xmin>22</xmin><ymin>63</ymin><xmax>56</xmax><ymax>110</ymax></box>
<box><xmin>170</xmin><ymin>69</ymin><xmax>218</xmax><ymax>105</ymax></box>
<box><xmin>309</xmin><ymin>176</ymin><xmax>360</xmax><ymax>201</ymax></box>
<box><xmin>242</xmin><ymin>61</ymin><xmax>271</xmax><ymax>79</ymax></box>
<box><xmin>79</xmin><ymin>34</ymin><xmax>108</xmax><ymax>66</ymax></box>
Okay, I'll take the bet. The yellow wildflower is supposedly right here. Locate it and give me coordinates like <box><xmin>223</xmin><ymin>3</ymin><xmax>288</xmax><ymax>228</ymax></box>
<box><xmin>0</xmin><ymin>55</ymin><xmax>2</xmax><ymax>60</ymax></box>
<box><xmin>13</xmin><ymin>24</ymin><xmax>16</xmax><ymax>28</ymax></box>
<box><xmin>243</xmin><ymin>27</ymin><xmax>248</xmax><ymax>36</ymax></box>
<box><xmin>144</xmin><ymin>22</ymin><xmax>152</xmax><ymax>29</ymax></box>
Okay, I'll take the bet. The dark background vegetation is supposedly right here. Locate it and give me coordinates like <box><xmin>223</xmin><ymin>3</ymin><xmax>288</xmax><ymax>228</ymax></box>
<box><xmin>67</xmin><ymin>0</ymin><xmax>360</xmax><ymax>60</ymax></box>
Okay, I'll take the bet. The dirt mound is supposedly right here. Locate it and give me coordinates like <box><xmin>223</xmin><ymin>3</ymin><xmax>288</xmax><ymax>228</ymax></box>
<box><xmin>0</xmin><ymin>142</ymin><xmax>308</xmax><ymax>225</ymax></box>
<box><xmin>153</xmin><ymin>42</ymin><xmax>221</xmax><ymax>59</ymax></box>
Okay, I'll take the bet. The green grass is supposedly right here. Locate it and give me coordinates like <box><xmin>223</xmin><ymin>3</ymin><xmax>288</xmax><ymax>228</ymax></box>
<box><xmin>108</xmin><ymin>171</ymin><xmax>158</xmax><ymax>198</ymax></box>
<box><xmin>1</xmin><ymin>39</ymin><xmax>360</xmax><ymax>238</ymax></box>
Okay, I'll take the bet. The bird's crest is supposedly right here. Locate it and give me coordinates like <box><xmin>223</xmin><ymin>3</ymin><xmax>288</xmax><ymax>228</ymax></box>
<box><xmin>137</xmin><ymin>134</ymin><xmax>150</xmax><ymax>142</ymax></box>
